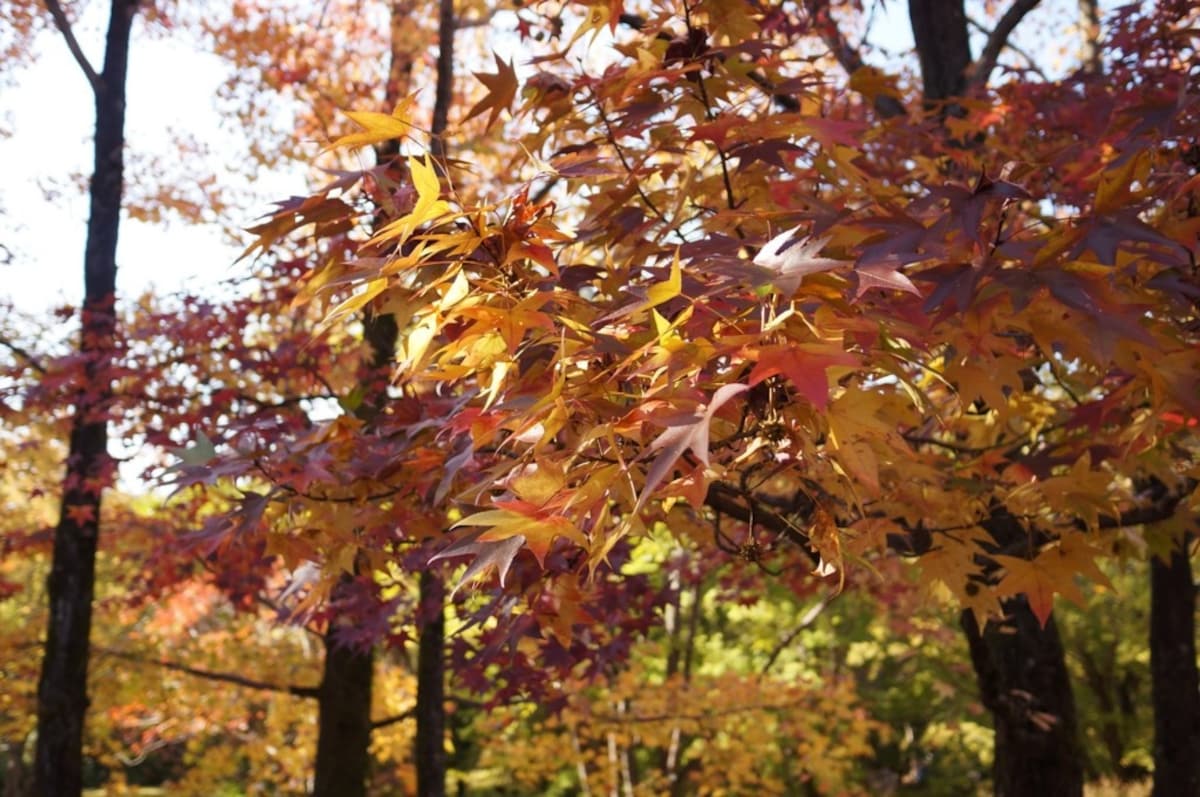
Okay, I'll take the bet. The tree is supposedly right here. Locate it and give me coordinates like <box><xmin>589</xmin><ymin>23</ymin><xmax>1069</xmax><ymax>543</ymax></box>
<box><xmin>34</xmin><ymin>0</ymin><xmax>139</xmax><ymax>792</ymax></box>
<box><xmin>213</xmin><ymin>0</ymin><xmax>1200</xmax><ymax>793</ymax></box>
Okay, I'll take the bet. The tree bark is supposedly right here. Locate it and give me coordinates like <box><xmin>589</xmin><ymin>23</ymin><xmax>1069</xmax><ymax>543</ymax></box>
<box><xmin>312</xmin><ymin>577</ymin><xmax>375</xmax><ymax>797</ymax></box>
<box><xmin>413</xmin><ymin>0</ymin><xmax>454</xmax><ymax>792</ymax></box>
<box><xmin>1150</xmin><ymin>536</ymin><xmax>1200</xmax><ymax>797</ymax></box>
<box><xmin>35</xmin><ymin>1</ymin><xmax>138</xmax><ymax>794</ymax></box>
<box><xmin>962</xmin><ymin>598</ymin><xmax>1084</xmax><ymax>797</ymax></box>
<box><xmin>414</xmin><ymin>570</ymin><xmax>446</xmax><ymax>797</ymax></box>
<box><xmin>903</xmin><ymin>3</ymin><xmax>1085</xmax><ymax>790</ymax></box>
<box><xmin>908</xmin><ymin>0</ymin><xmax>971</xmax><ymax>105</ymax></box>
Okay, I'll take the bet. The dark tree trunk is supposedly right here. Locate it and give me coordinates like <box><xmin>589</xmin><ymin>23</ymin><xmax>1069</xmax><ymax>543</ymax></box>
<box><xmin>962</xmin><ymin>599</ymin><xmax>1084</xmax><ymax>797</ymax></box>
<box><xmin>414</xmin><ymin>570</ymin><xmax>446</xmax><ymax>797</ymax></box>
<box><xmin>413</xmin><ymin>0</ymin><xmax>454</xmax><ymax>793</ymax></box>
<box><xmin>312</xmin><ymin>578</ymin><xmax>375</xmax><ymax>797</ymax></box>
<box><xmin>908</xmin><ymin>0</ymin><xmax>971</xmax><ymax>104</ymax></box>
<box><xmin>1150</xmin><ymin>536</ymin><xmax>1200</xmax><ymax>797</ymax></box>
<box><xmin>957</xmin><ymin>510</ymin><xmax>1084</xmax><ymax>797</ymax></box>
<box><xmin>35</xmin><ymin>1</ymin><xmax>138</xmax><ymax>794</ymax></box>
<box><xmin>309</xmin><ymin>307</ymin><xmax>396</xmax><ymax>794</ymax></box>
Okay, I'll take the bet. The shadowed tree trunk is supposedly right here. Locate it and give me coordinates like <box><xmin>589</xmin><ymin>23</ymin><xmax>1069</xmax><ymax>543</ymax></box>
<box><xmin>963</xmin><ymin>598</ymin><xmax>1084</xmax><ymax>796</ymax></box>
<box><xmin>311</xmin><ymin>0</ymin><xmax>457</xmax><ymax>790</ymax></box>
<box><xmin>312</xmin><ymin>592</ymin><xmax>375</xmax><ymax>797</ymax></box>
<box><xmin>908</xmin><ymin>0</ymin><xmax>971</xmax><ymax>105</ymax></box>
<box><xmin>959</xmin><ymin>508</ymin><xmax>1083</xmax><ymax>797</ymax></box>
<box><xmin>412</xmin><ymin>0</ymin><xmax>455</xmax><ymax>793</ymax></box>
<box><xmin>415</xmin><ymin>571</ymin><xmax>447</xmax><ymax>797</ymax></box>
<box><xmin>1149</xmin><ymin>534</ymin><xmax>1200</xmax><ymax>797</ymax></box>
<box><xmin>35</xmin><ymin>0</ymin><xmax>139</xmax><ymax>794</ymax></box>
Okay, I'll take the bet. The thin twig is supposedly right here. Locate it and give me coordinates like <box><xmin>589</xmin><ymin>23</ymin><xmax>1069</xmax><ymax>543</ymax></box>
<box><xmin>760</xmin><ymin>594</ymin><xmax>832</xmax><ymax>676</ymax></box>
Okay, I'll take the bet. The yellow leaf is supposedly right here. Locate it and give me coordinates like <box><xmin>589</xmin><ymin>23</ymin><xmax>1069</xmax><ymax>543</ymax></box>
<box><xmin>646</xmin><ymin>251</ymin><xmax>682</xmax><ymax>308</ymax></box>
<box><xmin>329</xmin><ymin>97</ymin><xmax>417</xmax><ymax>151</ymax></box>
<box><xmin>370</xmin><ymin>154</ymin><xmax>452</xmax><ymax>245</ymax></box>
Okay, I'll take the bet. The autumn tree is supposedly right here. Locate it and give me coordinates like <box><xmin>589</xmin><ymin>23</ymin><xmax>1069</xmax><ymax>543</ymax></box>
<box><xmin>235</xmin><ymin>0</ymin><xmax>1200</xmax><ymax>789</ymax></box>
<box><xmin>30</xmin><ymin>0</ymin><xmax>140</xmax><ymax>792</ymax></box>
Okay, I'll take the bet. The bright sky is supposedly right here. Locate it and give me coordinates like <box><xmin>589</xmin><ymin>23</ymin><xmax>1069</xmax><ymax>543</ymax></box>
<box><xmin>0</xmin><ymin>0</ymin><xmax>1093</xmax><ymax>317</ymax></box>
<box><xmin>0</xmin><ymin>9</ymin><xmax>309</xmax><ymax>315</ymax></box>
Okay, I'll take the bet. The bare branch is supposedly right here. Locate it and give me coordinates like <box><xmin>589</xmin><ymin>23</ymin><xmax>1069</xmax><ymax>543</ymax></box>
<box><xmin>967</xmin><ymin>15</ymin><xmax>1049</xmax><ymax>81</ymax></box>
<box><xmin>760</xmin><ymin>594</ymin><xmax>832</xmax><ymax>677</ymax></box>
<box><xmin>371</xmin><ymin>708</ymin><xmax>415</xmax><ymax>729</ymax></box>
<box><xmin>969</xmin><ymin>0</ymin><xmax>1042</xmax><ymax>88</ymax></box>
<box><xmin>42</xmin><ymin>0</ymin><xmax>101</xmax><ymax>91</ymax></box>
<box><xmin>0</xmin><ymin>338</ymin><xmax>48</xmax><ymax>374</ymax></box>
<box><xmin>96</xmin><ymin>647</ymin><xmax>320</xmax><ymax>698</ymax></box>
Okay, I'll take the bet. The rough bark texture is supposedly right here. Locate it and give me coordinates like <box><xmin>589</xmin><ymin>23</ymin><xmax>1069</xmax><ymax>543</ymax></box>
<box><xmin>415</xmin><ymin>570</ymin><xmax>447</xmax><ymax>797</ymax></box>
<box><xmin>34</xmin><ymin>1</ymin><xmax>138</xmax><ymax>794</ymax></box>
<box><xmin>908</xmin><ymin>0</ymin><xmax>972</xmax><ymax>104</ymax></box>
<box><xmin>310</xmin><ymin>309</ymin><xmax>394</xmax><ymax>795</ymax></box>
<box><xmin>963</xmin><ymin>599</ymin><xmax>1084</xmax><ymax>797</ymax></box>
<box><xmin>313</xmin><ymin>592</ymin><xmax>374</xmax><ymax>797</ymax></box>
<box><xmin>1150</xmin><ymin>537</ymin><xmax>1200</xmax><ymax>797</ymax></box>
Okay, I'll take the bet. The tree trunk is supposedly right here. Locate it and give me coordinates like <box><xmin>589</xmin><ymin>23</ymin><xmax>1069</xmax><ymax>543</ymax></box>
<box><xmin>1150</xmin><ymin>536</ymin><xmax>1200</xmax><ymax>797</ymax></box>
<box><xmin>35</xmin><ymin>1</ymin><xmax>138</xmax><ymax>794</ymax></box>
<box><xmin>962</xmin><ymin>599</ymin><xmax>1084</xmax><ymax>797</ymax></box>
<box><xmin>908</xmin><ymin>0</ymin><xmax>971</xmax><ymax>105</ymax></box>
<box><xmin>903</xmin><ymin>4</ymin><xmax>1086</xmax><ymax>789</ymax></box>
<box><xmin>312</xmin><ymin>577</ymin><xmax>375</xmax><ymax>797</ymax></box>
<box><xmin>413</xmin><ymin>0</ymin><xmax>454</xmax><ymax>792</ymax></box>
<box><xmin>414</xmin><ymin>570</ymin><xmax>446</xmax><ymax>797</ymax></box>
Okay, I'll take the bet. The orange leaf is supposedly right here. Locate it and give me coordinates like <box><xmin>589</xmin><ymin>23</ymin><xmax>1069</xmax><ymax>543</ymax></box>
<box><xmin>466</xmin><ymin>53</ymin><xmax>518</xmax><ymax>130</ymax></box>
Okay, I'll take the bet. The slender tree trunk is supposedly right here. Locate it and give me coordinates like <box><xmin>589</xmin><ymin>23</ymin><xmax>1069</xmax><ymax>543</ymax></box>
<box><xmin>310</xmin><ymin>305</ymin><xmax>395</xmax><ymax>795</ymax></box>
<box><xmin>313</xmin><ymin>585</ymin><xmax>374</xmax><ymax>797</ymax></box>
<box><xmin>35</xmin><ymin>1</ymin><xmax>138</xmax><ymax>794</ymax></box>
<box><xmin>963</xmin><ymin>598</ymin><xmax>1084</xmax><ymax>796</ymax></box>
<box><xmin>1150</xmin><ymin>535</ymin><xmax>1200</xmax><ymax>797</ymax></box>
<box><xmin>415</xmin><ymin>570</ymin><xmax>446</xmax><ymax>797</ymax></box>
<box><xmin>1079</xmin><ymin>0</ymin><xmax>1101</xmax><ymax>74</ymax></box>
<box><xmin>413</xmin><ymin>0</ymin><xmax>455</xmax><ymax>792</ymax></box>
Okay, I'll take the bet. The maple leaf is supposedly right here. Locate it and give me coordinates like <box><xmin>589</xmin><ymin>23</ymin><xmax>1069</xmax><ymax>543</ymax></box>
<box><xmin>429</xmin><ymin>528</ymin><xmax>526</xmax><ymax>598</ymax></box>
<box><xmin>451</xmin><ymin>504</ymin><xmax>586</xmax><ymax>569</ymax></box>
<box><xmin>748</xmin><ymin>344</ymin><xmax>859</xmax><ymax>410</ymax></box>
<box><xmin>466</xmin><ymin>53</ymin><xmax>518</xmax><ymax>131</ymax></box>
<box><xmin>854</xmin><ymin>261</ymin><xmax>921</xmax><ymax>298</ymax></box>
<box><xmin>994</xmin><ymin>534</ymin><xmax>1112</xmax><ymax>628</ymax></box>
<box><xmin>65</xmin><ymin>503</ymin><xmax>96</xmax><ymax>526</ymax></box>
<box><xmin>636</xmin><ymin>383</ymin><xmax>749</xmax><ymax>513</ymax></box>
<box><xmin>329</xmin><ymin>97</ymin><xmax>417</xmax><ymax>151</ymax></box>
<box><xmin>751</xmin><ymin>229</ymin><xmax>847</xmax><ymax>297</ymax></box>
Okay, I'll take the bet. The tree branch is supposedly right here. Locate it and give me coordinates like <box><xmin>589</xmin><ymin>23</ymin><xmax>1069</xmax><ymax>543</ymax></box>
<box><xmin>96</xmin><ymin>647</ymin><xmax>320</xmax><ymax>698</ymax></box>
<box><xmin>967</xmin><ymin>15</ymin><xmax>1048</xmax><ymax>81</ymax></box>
<box><xmin>42</xmin><ymin>0</ymin><xmax>101</xmax><ymax>92</ymax></box>
<box><xmin>617</xmin><ymin>12</ymin><xmax>801</xmax><ymax>112</ymax></box>
<box><xmin>0</xmin><ymin>338</ymin><xmax>48</xmax><ymax>374</ymax></box>
<box><xmin>968</xmin><ymin>0</ymin><xmax>1042</xmax><ymax>88</ymax></box>
<box><xmin>760</xmin><ymin>594</ymin><xmax>831</xmax><ymax>677</ymax></box>
<box><xmin>705</xmin><ymin>481</ymin><xmax>819</xmax><ymax>564</ymax></box>
<box><xmin>371</xmin><ymin>708</ymin><xmax>415</xmax><ymax>729</ymax></box>
<box><xmin>806</xmin><ymin>0</ymin><xmax>906</xmax><ymax>119</ymax></box>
